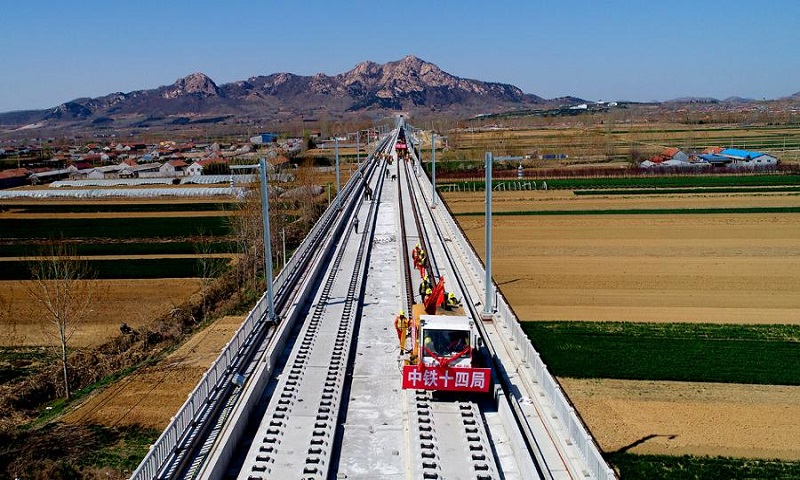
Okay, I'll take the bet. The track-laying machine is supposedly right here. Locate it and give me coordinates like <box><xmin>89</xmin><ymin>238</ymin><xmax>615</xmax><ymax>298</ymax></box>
<box><xmin>397</xmin><ymin>279</ymin><xmax>491</xmax><ymax>393</ymax></box>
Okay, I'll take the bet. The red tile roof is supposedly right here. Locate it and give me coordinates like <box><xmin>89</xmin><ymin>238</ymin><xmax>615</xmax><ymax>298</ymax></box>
<box><xmin>702</xmin><ymin>146</ymin><xmax>723</xmax><ymax>154</ymax></box>
<box><xmin>0</xmin><ymin>168</ymin><xmax>29</xmax><ymax>179</ymax></box>
<box><xmin>662</xmin><ymin>147</ymin><xmax>680</xmax><ymax>157</ymax></box>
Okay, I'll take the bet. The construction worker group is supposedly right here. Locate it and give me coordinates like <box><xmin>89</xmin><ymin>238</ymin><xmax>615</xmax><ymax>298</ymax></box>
<box><xmin>394</xmin><ymin>242</ymin><xmax>462</xmax><ymax>351</ymax></box>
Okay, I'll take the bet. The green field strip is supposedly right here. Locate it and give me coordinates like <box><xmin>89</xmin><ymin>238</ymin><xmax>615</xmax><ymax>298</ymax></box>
<box><xmin>0</xmin><ymin>257</ymin><xmax>231</xmax><ymax>280</ymax></box>
<box><xmin>609</xmin><ymin>452</ymin><xmax>800</xmax><ymax>480</ymax></box>
<box><xmin>0</xmin><ymin>216</ymin><xmax>231</xmax><ymax>239</ymax></box>
<box><xmin>0</xmin><ymin>202</ymin><xmax>228</xmax><ymax>214</ymax></box>
<box><xmin>443</xmin><ymin>175</ymin><xmax>800</xmax><ymax>191</ymax></box>
<box><xmin>455</xmin><ymin>206</ymin><xmax>800</xmax><ymax>216</ymax></box>
<box><xmin>0</xmin><ymin>241</ymin><xmax>237</xmax><ymax>257</ymax></box>
<box><xmin>574</xmin><ymin>186</ymin><xmax>800</xmax><ymax>195</ymax></box>
<box><xmin>521</xmin><ymin>322</ymin><xmax>800</xmax><ymax>385</ymax></box>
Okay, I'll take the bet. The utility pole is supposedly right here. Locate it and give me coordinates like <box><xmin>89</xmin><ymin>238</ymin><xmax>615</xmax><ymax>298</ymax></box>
<box><xmin>483</xmin><ymin>151</ymin><xmax>493</xmax><ymax>319</ymax></box>
<box><xmin>259</xmin><ymin>158</ymin><xmax>276</xmax><ymax>322</ymax></box>
<box><xmin>281</xmin><ymin>228</ymin><xmax>286</xmax><ymax>268</ymax></box>
<box><xmin>335</xmin><ymin>137</ymin><xmax>341</xmax><ymax>210</ymax></box>
<box><xmin>431</xmin><ymin>133</ymin><xmax>437</xmax><ymax>208</ymax></box>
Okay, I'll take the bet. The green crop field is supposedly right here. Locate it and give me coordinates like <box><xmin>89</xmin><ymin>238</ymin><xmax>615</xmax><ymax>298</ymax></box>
<box><xmin>521</xmin><ymin>322</ymin><xmax>800</xmax><ymax>385</ymax></box>
<box><xmin>0</xmin><ymin>216</ymin><xmax>231</xmax><ymax>240</ymax></box>
<box><xmin>609</xmin><ymin>452</ymin><xmax>800</xmax><ymax>480</ymax></box>
<box><xmin>574</xmin><ymin>186</ymin><xmax>800</xmax><ymax>195</ymax></box>
<box><xmin>442</xmin><ymin>174</ymin><xmax>800</xmax><ymax>191</ymax></box>
<box><xmin>455</xmin><ymin>206</ymin><xmax>800</xmax><ymax>216</ymax></box>
<box><xmin>0</xmin><ymin>202</ymin><xmax>228</xmax><ymax>214</ymax></box>
<box><xmin>0</xmin><ymin>241</ymin><xmax>237</xmax><ymax>258</ymax></box>
<box><xmin>0</xmin><ymin>257</ymin><xmax>231</xmax><ymax>280</ymax></box>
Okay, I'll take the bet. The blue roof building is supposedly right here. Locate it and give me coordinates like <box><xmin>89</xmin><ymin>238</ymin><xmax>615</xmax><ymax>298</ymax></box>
<box><xmin>719</xmin><ymin>148</ymin><xmax>766</xmax><ymax>160</ymax></box>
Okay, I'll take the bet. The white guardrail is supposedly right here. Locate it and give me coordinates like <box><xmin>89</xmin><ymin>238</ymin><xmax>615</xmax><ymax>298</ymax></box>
<box><xmin>424</xmin><ymin>170</ymin><xmax>616</xmax><ymax>480</ymax></box>
<box><xmin>130</xmin><ymin>132</ymin><xmax>394</xmax><ymax>480</ymax></box>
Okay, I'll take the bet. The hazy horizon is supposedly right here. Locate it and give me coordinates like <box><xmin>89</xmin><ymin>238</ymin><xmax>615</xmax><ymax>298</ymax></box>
<box><xmin>2</xmin><ymin>0</ymin><xmax>798</xmax><ymax>112</ymax></box>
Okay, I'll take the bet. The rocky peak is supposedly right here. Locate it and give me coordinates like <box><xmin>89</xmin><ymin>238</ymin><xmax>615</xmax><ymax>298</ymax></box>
<box><xmin>163</xmin><ymin>72</ymin><xmax>221</xmax><ymax>99</ymax></box>
<box><xmin>49</xmin><ymin>101</ymin><xmax>92</xmax><ymax>119</ymax></box>
<box><xmin>397</xmin><ymin>54</ymin><xmax>425</xmax><ymax>69</ymax></box>
<box><xmin>376</xmin><ymin>56</ymin><xmax>453</xmax><ymax>93</ymax></box>
<box><xmin>344</xmin><ymin>60</ymin><xmax>381</xmax><ymax>79</ymax></box>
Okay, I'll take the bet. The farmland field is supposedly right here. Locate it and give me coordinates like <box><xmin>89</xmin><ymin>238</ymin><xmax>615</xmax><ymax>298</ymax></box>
<box><xmin>440</xmin><ymin>122</ymin><xmax>800</xmax><ymax>165</ymax></box>
<box><xmin>445</xmin><ymin>186</ymin><xmax>800</xmax><ymax>460</ymax></box>
<box><xmin>0</xmin><ymin>278</ymin><xmax>203</xmax><ymax>347</ymax></box>
<box><xmin>63</xmin><ymin>315</ymin><xmax>245</xmax><ymax>428</ymax></box>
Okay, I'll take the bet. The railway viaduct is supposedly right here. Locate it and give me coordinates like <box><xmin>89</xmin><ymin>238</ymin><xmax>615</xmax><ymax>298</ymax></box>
<box><xmin>131</xmin><ymin>120</ymin><xmax>615</xmax><ymax>480</ymax></box>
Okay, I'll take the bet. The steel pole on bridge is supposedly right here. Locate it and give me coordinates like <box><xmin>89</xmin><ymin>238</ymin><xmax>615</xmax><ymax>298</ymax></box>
<box><xmin>259</xmin><ymin>158</ymin><xmax>276</xmax><ymax>321</ymax></box>
<box><xmin>483</xmin><ymin>151</ymin><xmax>493</xmax><ymax>318</ymax></box>
<box><xmin>431</xmin><ymin>133</ymin><xmax>437</xmax><ymax>208</ymax></box>
<box><xmin>335</xmin><ymin>137</ymin><xmax>341</xmax><ymax>210</ymax></box>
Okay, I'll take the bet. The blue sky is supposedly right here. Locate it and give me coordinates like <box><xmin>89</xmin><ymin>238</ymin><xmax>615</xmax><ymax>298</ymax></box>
<box><xmin>1</xmin><ymin>0</ymin><xmax>798</xmax><ymax>112</ymax></box>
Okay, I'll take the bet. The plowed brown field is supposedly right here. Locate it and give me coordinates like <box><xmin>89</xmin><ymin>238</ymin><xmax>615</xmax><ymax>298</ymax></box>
<box><xmin>560</xmin><ymin>379</ymin><xmax>800</xmax><ymax>460</ymax></box>
<box><xmin>0</xmin><ymin>279</ymin><xmax>202</xmax><ymax>347</ymax></box>
<box><xmin>63</xmin><ymin>315</ymin><xmax>243</xmax><ymax>428</ymax></box>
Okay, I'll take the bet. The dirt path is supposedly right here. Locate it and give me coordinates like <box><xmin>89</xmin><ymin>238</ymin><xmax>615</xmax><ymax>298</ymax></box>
<box><xmin>63</xmin><ymin>315</ymin><xmax>244</xmax><ymax>429</ymax></box>
<box><xmin>560</xmin><ymin>378</ymin><xmax>800</xmax><ymax>460</ymax></box>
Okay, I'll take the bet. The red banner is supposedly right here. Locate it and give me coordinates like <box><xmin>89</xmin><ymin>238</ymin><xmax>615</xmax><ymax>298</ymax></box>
<box><xmin>402</xmin><ymin>365</ymin><xmax>491</xmax><ymax>392</ymax></box>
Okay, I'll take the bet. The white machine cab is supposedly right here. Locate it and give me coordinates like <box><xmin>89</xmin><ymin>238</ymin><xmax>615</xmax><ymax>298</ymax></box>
<box><xmin>419</xmin><ymin>315</ymin><xmax>474</xmax><ymax>368</ymax></box>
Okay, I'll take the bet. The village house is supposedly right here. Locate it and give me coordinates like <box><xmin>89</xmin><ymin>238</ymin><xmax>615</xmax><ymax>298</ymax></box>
<box><xmin>159</xmin><ymin>159</ymin><xmax>188</xmax><ymax>177</ymax></box>
<box><xmin>186</xmin><ymin>158</ymin><xmax>227</xmax><ymax>176</ymax></box>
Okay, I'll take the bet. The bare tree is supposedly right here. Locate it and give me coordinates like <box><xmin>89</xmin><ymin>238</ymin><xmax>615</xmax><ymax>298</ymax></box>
<box><xmin>194</xmin><ymin>228</ymin><xmax>227</xmax><ymax>315</ymax></box>
<box><xmin>28</xmin><ymin>241</ymin><xmax>94</xmax><ymax>400</ymax></box>
<box><xmin>227</xmin><ymin>182</ymin><xmax>266</xmax><ymax>292</ymax></box>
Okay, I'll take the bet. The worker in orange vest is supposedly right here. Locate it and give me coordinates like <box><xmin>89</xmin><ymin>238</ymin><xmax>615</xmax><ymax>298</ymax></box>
<box><xmin>414</xmin><ymin>249</ymin><xmax>426</xmax><ymax>277</ymax></box>
<box><xmin>411</xmin><ymin>243</ymin><xmax>421</xmax><ymax>264</ymax></box>
<box><xmin>394</xmin><ymin>310</ymin><xmax>409</xmax><ymax>351</ymax></box>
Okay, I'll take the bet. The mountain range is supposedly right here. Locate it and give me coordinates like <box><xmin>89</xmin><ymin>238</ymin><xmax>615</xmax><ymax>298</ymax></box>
<box><xmin>2</xmin><ymin>55</ymin><xmax>797</xmax><ymax>133</ymax></box>
<box><xmin>0</xmin><ymin>56</ymin><xmax>561</xmax><ymax>131</ymax></box>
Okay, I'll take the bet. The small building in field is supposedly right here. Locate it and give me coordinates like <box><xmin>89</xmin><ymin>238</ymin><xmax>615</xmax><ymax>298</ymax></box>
<box><xmin>124</xmin><ymin>162</ymin><xmax>163</xmax><ymax>178</ymax></box>
<box><xmin>186</xmin><ymin>158</ymin><xmax>228</xmax><ymax>176</ymax></box>
<box><xmin>0</xmin><ymin>168</ymin><xmax>31</xmax><ymax>189</ymax></box>
<box><xmin>649</xmin><ymin>147</ymin><xmax>689</xmax><ymax>164</ymax></box>
<box><xmin>719</xmin><ymin>148</ymin><xmax>778</xmax><ymax>168</ymax></box>
<box><xmin>159</xmin><ymin>159</ymin><xmax>188</xmax><ymax>177</ymax></box>
<box><xmin>250</xmin><ymin>133</ymin><xmax>279</xmax><ymax>145</ymax></box>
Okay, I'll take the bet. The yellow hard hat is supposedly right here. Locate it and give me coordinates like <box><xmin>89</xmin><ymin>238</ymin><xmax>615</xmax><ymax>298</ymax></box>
<box><xmin>423</xmin><ymin>275</ymin><xmax>428</xmax><ymax>281</ymax></box>
<box><xmin>448</xmin><ymin>292</ymin><xmax>455</xmax><ymax>298</ymax></box>
<box><xmin>399</xmin><ymin>310</ymin><xmax>405</xmax><ymax>316</ymax></box>
<box><xmin>425</xmin><ymin>288</ymin><xmax>432</xmax><ymax>294</ymax></box>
